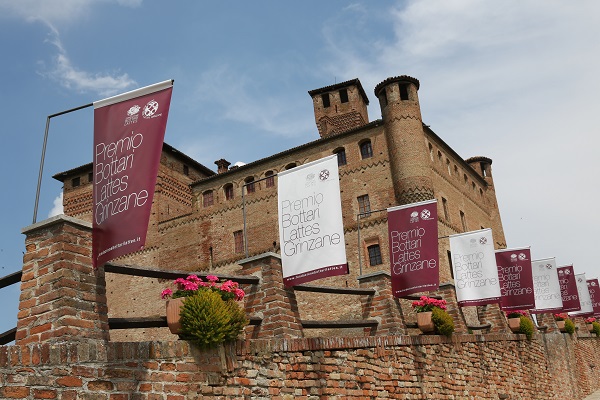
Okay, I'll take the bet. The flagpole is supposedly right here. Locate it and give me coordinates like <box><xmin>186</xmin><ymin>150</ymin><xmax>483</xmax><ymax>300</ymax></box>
<box><xmin>33</xmin><ymin>103</ymin><xmax>93</xmax><ymax>224</ymax></box>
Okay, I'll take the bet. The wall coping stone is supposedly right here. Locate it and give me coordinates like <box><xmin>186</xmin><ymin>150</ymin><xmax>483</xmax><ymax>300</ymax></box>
<box><xmin>21</xmin><ymin>214</ymin><xmax>92</xmax><ymax>235</ymax></box>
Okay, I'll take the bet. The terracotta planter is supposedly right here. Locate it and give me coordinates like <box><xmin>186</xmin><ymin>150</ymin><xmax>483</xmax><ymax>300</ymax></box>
<box><xmin>508</xmin><ymin>317</ymin><xmax>521</xmax><ymax>333</ymax></box>
<box><xmin>166</xmin><ymin>297</ymin><xmax>185</xmax><ymax>334</ymax></box>
<box><xmin>556</xmin><ymin>320</ymin><xmax>566</xmax><ymax>332</ymax></box>
<box><xmin>588</xmin><ymin>323</ymin><xmax>594</xmax><ymax>333</ymax></box>
<box><xmin>417</xmin><ymin>311</ymin><xmax>435</xmax><ymax>333</ymax></box>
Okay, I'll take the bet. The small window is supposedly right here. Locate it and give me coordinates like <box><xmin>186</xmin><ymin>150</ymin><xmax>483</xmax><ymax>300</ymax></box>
<box><xmin>245</xmin><ymin>177</ymin><xmax>255</xmax><ymax>193</ymax></box>
<box><xmin>203</xmin><ymin>190</ymin><xmax>214</xmax><ymax>207</ymax></box>
<box><xmin>399</xmin><ymin>83</ymin><xmax>409</xmax><ymax>100</ymax></box>
<box><xmin>285</xmin><ymin>163</ymin><xmax>296</xmax><ymax>170</ymax></box>
<box><xmin>360</xmin><ymin>140</ymin><xmax>373</xmax><ymax>159</ymax></box>
<box><xmin>381</xmin><ymin>89</ymin><xmax>388</xmax><ymax>107</ymax></box>
<box><xmin>339</xmin><ymin>88</ymin><xmax>349</xmax><ymax>103</ymax></box>
<box><xmin>265</xmin><ymin>171</ymin><xmax>275</xmax><ymax>188</ymax></box>
<box><xmin>183</xmin><ymin>165</ymin><xmax>189</xmax><ymax>176</ymax></box>
<box><xmin>447</xmin><ymin>250</ymin><xmax>454</xmax><ymax>279</ymax></box>
<box><xmin>460</xmin><ymin>211</ymin><xmax>467</xmax><ymax>231</ymax></box>
<box><xmin>335</xmin><ymin>148</ymin><xmax>347</xmax><ymax>166</ymax></box>
<box><xmin>322</xmin><ymin>93</ymin><xmax>330</xmax><ymax>108</ymax></box>
<box><xmin>234</xmin><ymin>230</ymin><xmax>244</xmax><ymax>253</ymax></box>
<box><xmin>367</xmin><ymin>245</ymin><xmax>383</xmax><ymax>266</ymax></box>
<box><xmin>225</xmin><ymin>184</ymin><xmax>234</xmax><ymax>200</ymax></box>
<box><xmin>72</xmin><ymin>177</ymin><xmax>80</xmax><ymax>188</ymax></box>
<box><xmin>428</xmin><ymin>143</ymin><xmax>434</xmax><ymax>161</ymax></box>
<box><xmin>88</xmin><ymin>172</ymin><xmax>93</xmax><ymax>183</ymax></box>
<box><xmin>358</xmin><ymin>194</ymin><xmax>371</xmax><ymax>217</ymax></box>
<box><xmin>442</xmin><ymin>197</ymin><xmax>449</xmax><ymax>221</ymax></box>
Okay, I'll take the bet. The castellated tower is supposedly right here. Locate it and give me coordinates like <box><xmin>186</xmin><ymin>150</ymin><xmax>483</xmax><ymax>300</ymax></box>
<box><xmin>375</xmin><ymin>75</ymin><xmax>434</xmax><ymax>205</ymax></box>
<box><xmin>308</xmin><ymin>79</ymin><xmax>369</xmax><ymax>137</ymax></box>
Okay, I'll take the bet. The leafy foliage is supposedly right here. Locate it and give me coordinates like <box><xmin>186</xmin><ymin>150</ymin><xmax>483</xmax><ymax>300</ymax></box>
<box><xmin>592</xmin><ymin>321</ymin><xmax>600</xmax><ymax>336</ymax></box>
<box><xmin>179</xmin><ymin>290</ymin><xmax>248</xmax><ymax>349</ymax></box>
<box><xmin>432</xmin><ymin>307</ymin><xmax>454</xmax><ymax>337</ymax></box>
<box><xmin>518</xmin><ymin>316</ymin><xmax>535</xmax><ymax>339</ymax></box>
<box><xmin>564</xmin><ymin>318</ymin><xmax>576</xmax><ymax>334</ymax></box>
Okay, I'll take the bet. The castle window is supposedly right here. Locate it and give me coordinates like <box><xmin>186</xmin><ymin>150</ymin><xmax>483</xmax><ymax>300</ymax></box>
<box><xmin>428</xmin><ymin>143</ymin><xmax>433</xmax><ymax>161</ymax></box>
<box><xmin>224</xmin><ymin>184</ymin><xmax>234</xmax><ymax>200</ymax></box>
<box><xmin>399</xmin><ymin>83</ymin><xmax>409</xmax><ymax>101</ymax></box>
<box><xmin>358</xmin><ymin>194</ymin><xmax>371</xmax><ymax>217</ymax></box>
<box><xmin>88</xmin><ymin>172</ymin><xmax>93</xmax><ymax>183</ymax></box>
<box><xmin>285</xmin><ymin>163</ymin><xmax>296</xmax><ymax>170</ymax></box>
<box><xmin>322</xmin><ymin>93</ymin><xmax>330</xmax><ymax>108</ymax></box>
<box><xmin>234</xmin><ymin>230</ymin><xmax>244</xmax><ymax>253</ymax></box>
<box><xmin>334</xmin><ymin>148</ymin><xmax>347</xmax><ymax>166</ymax></box>
<box><xmin>360</xmin><ymin>140</ymin><xmax>373</xmax><ymax>159</ymax></box>
<box><xmin>265</xmin><ymin>171</ymin><xmax>275</xmax><ymax>187</ymax></box>
<box><xmin>203</xmin><ymin>190</ymin><xmax>214</xmax><ymax>207</ymax></box>
<box><xmin>367</xmin><ymin>244</ymin><xmax>383</xmax><ymax>266</ymax></box>
<box><xmin>245</xmin><ymin>177</ymin><xmax>255</xmax><ymax>193</ymax></box>
<box><xmin>460</xmin><ymin>211</ymin><xmax>467</xmax><ymax>231</ymax></box>
<box><xmin>183</xmin><ymin>165</ymin><xmax>189</xmax><ymax>176</ymax></box>
<box><xmin>447</xmin><ymin>250</ymin><xmax>454</xmax><ymax>279</ymax></box>
<box><xmin>339</xmin><ymin>88</ymin><xmax>349</xmax><ymax>103</ymax></box>
<box><xmin>442</xmin><ymin>197</ymin><xmax>449</xmax><ymax>221</ymax></box>
<box><xmin>72</xmin><ymin>177</ymin><xmax>80</xmax><ymax>188</ymax></box>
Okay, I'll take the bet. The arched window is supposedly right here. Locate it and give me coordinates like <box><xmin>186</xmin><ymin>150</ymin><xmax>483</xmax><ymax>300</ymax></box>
<box><xmin>285</xmin><ymin>163</ymin><xmax>297</xmax><ymax>170</ymax></box>
<box><xmin>359</xmin><ymin>140</ymin><xmax>373</xmax><ymax>159</ymax></box>
<box><xmin>334</xmin><ymin>147</ymin><xmax>347</xmax><ymax>166</ymax></box>
<box><xmin>224</xmin><ymin>184</ymin><xmax>234</xmax><ymax>200</ymax></box>
<box><xmin>265</xmin><ymin>171</ymin><xmax>275</xmax><ymax>188</ymax></box>
<box><xmin>245</xmin><ymin>177</ymin><xmax>255</xmax><ymax>193</ymax></box>
<box><xmin>202</xmin><ymin>190</ymin><xmax>214</xmax><ymax>207</ymax></box>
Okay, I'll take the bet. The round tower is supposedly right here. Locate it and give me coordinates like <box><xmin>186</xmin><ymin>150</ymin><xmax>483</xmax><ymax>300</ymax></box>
<box><xmin>374</xmin><ymin>75</ymin><xmax>434</xmax><ymax>205</ymax></box>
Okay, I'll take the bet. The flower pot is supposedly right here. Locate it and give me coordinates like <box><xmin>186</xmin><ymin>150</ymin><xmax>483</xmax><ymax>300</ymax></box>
<box><xmin>508</xmin><ymin>317</ymin><xmax>521</xmax><ymax>333</ymax></box>
<box><xmin>166</xmin><ymin>297</ymin><xmax>185</xmax><ymax>334</ymax></box>
<box><xmin>556</xmin><ymin>320</ymin><xmax>566</xmax><ymax>332</ymax></box>
<box><xmin>417</xmin><ymin>311</ymin><xmax>435</xmax><ymax>333</ymax></box>
<box><xmin>588</xmin><ymin>323</ymin><xmax>594</xmax><ymax>333</ymax></box>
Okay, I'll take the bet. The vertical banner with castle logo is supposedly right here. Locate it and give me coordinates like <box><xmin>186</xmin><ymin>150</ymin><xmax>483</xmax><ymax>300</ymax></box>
<box><xmin>530</xmin><ymin>258</ymin><xmax>563</xmax><ymax>314</ymax></box>
<box><xmin>92</xmin><ymin>80</ymin><xmax>173</xmax><ymax>268</ymax></box>
<box><xmin>569</xmin><ymin>273</ymin><xmax>593</xmax><ymax>317</ymax></box>
<box><xmin>557</xmin><ymin>265</ymin><xmax>581</xmax><ymax>313</ymax></box>
<box><xmin>387</xmin><ymin>199</ymin><xmax>439</xmax><ymax>297</ymax></box>
<box><xmin>449</xmin><ymin>228</ymin><xmax>501</xmax><ymax>306</ymax></box>
<box><xmin>587</xmin><ymin>279</ymin><xmax>600</xmax><ymax>317</ymax></box>
<box><xmin>495</xmin><ymin>247</ymin><xmax>535</xmax><ymax>311</ymax></box>
<box><xmin>278</xmin><ymin>155</ymin><xmax>348</xmax><ymax>286</ymax></box>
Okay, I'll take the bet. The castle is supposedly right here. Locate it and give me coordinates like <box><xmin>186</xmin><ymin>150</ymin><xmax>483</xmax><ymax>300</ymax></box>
<box><xmin>53</xmin><ymin>75</ymin><xmax>506</xmax><ymax>341</ymax></box>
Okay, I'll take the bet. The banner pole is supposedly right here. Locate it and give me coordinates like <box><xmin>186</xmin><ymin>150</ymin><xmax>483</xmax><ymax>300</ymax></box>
<box><xmin>33</xmin><ymin>102</ymin><xmax>93</xmax><ymax>224</ymax></box>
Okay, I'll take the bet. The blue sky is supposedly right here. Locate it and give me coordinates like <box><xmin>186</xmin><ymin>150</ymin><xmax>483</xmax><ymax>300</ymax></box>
<box><xmin>1</xmin><ymin>0</ymin><xmax>599</xmax><ymax>335</ymax></box>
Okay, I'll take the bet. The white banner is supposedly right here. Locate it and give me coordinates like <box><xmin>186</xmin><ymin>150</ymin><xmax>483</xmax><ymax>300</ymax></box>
<box><xmin>570</xmin><ymin>273</ymin><xmax>594</xmax><ymax>317</ymax></box>
<box><xmin>530</xmin><ymin>258</ymin><xmax>563</xmax><ymax>314</ymax></box>
<box><xmin>450</xmin><ymin>228</ymin><xmax>500</xmax><ymax>306</ymax></box>
<box><xmin>278</xmin><ymin>155</ymin><xmax>348</xmax><ymax>286</ymax></box>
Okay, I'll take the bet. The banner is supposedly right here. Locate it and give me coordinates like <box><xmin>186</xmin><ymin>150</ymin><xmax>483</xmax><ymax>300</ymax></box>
<box><xmin>387</xmin><ymin>199</ymin><xmax>439</xmax><ymax>297</ymax></box>
<box><xmin>557</xmin><ymin>265</ymin><xmax>581</xmax><ymax>313</ymax></box>
<box><xmin>570</xmin><ymin>273</ymin><xmax>593</xmax><ymax>317</ymax></box>
<box><xmin>495</xmin><ymin>247</ymin><xmax>535</xmax><ymax>311</ymax></box>
<box><xmin>449</xmin><ymin>228</ymin><xmax>500</xmax><ymax>306</ymax></box>
<box><xmin>278</xmin><ymin>155</ymin><xmax>348</xmax><ymax>286</ymax></box>
<box><xmin>92</xmin><ymin>80</ymin><xmax>173</xmax><ymax>268</ymax></box>
<box><xmin>530</xmin><ymin>258</ymin><xmax>563</xmax><ymax>314</ymax></box>
<box><xmin>587</xmin><ymin>279</ymin><xmax>600</xmax><ymax>317</ymax></box>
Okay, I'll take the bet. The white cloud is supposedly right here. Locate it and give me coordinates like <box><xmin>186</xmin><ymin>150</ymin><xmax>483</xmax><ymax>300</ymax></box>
<box><xmin>48</xmin><ymin>192</ymin><xmax>63</xmax><ymax>218</ymax></box>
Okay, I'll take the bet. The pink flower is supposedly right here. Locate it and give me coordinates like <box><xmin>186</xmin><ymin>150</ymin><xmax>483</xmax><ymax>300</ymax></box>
<box><xmin>234</xmin><ymin>288</ymin><xmax>245</xmax><ymax>301</ymax></box>
<box><xmin>186</xmin><ymin>275</ymin><xmax>202</xmax><ymax>283</ymax></box>
<box><xmin>220</xmin><ymin>280</ymin><xmax>236</xmax><ymax>292</ymax></box>
<box><xmin>183</xmin><ymin>281</ymin><xmax>199</xmax><ymax>291</ymax></box>
<box><xmin>207</xmin><ymin>275</ymin><xmax>219</xmax><ymax>282</ymax></box>
<box><xmin>160</xmin><ymin>288</ymin><xmax>173</xmax><ymax>299</ymax></box>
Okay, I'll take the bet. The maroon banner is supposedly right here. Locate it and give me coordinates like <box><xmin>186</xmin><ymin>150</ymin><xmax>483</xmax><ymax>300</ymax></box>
<box><xmin>557</xmin><ymin>265</ymin><xmax>581</xmax><ymax>313</ymax></box>
<box><xmin>388</xmin><ymin>199</ymin><xmax>439</xmax><ymax>297</ymax></box>
<box><xmin>92</xmin><ymin>81</ymin><xmax>173</xmax><ymax>268</ymax></box>
<box><xmin>495</xmin><ymin>248</ymin><xmax>535</xmax><ymax>311</ymax></box>
<box><xmin>587</xmin><ymin>279</ymin><xmax>600</xmax><ymax>317</ymax></box>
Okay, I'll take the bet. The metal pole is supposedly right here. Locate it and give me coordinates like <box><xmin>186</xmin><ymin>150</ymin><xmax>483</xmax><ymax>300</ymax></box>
<box><xmin>32</xmin><ymin>102</ymin><xmax>93</xmax><ymax>224</ymax></box>
<box><xmin>357</xmin><ymin>213</ymin><xmax>362</xmax><ymax>276</ymax></box>
<box><xmin>241</xmin><ymin>174</ymin><xmax>275</xmax><ymax>258</ymax></box>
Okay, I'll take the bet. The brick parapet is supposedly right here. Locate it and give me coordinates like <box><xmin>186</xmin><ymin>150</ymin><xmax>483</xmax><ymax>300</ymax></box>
<box><xmin>238</xmin><ymin>252</ymin><xmax>303</xmax><ymax>338</ymax></box>
<box><xmin>357</xmin><ymin>271</ymin><xmax>405</xmax><ymax>335</ymax></box>
<box><xmin>17</xmin><ymin>215</ymin><xmax>109</xmax><ymax>345</ymax></box>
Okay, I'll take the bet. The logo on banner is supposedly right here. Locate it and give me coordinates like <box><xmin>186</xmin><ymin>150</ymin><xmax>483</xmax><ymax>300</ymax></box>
<box><xmin>421</xmin><ymin>209</ymin><xmax>432</xmax><ymax>220</ymax></box>
<box><xmin>319</xmin><ymin>169</ymin><xmax>330</xmax><ymax>181</ymax></box>
<box><xmin>143</xmin><ymin>99</ymin><xmax>161</xmax><ymax>119</ymax></box>
<box><xmin>125</xmin><ymin>105</ymin><xmax>140</xmax><ymax>126</ymax></box>
<box><xmin>410</xmin><ymin>211</ymin><xmax>419</xmax><ymax>223</ymax></box>
<box><xmin>518</xmin><ymin>253</ymin><xmax>527</xmax><ymax>260</ymax></box>
<box><xmin>591</xmin><ymin>281</ymin><xmax>598</xmax><ymax>287</ymax></box>
<box><xmin>578</xmin><ymin>277</ymin><xmax>584</xmax><ymax>283</ymax></box>
<box><xmin>479</xmin><ymin>236</ymin><xmax>487</xmax><ymax>245</ymax></box>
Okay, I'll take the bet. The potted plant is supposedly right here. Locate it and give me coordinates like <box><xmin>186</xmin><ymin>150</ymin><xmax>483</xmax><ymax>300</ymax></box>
<box><xmin>505</xmin><ymin>310</ymin><xmax>528</xmax><ymax>333</ymax></box>
<box><xmin>553</xmin><ymin>313</ymin><xmax>575</xmax><ymax>334</ymax></box>
<box><xmin>412</xmin><ymin>296</ymin><xmax>454</xmax><ymax>336</ymax></box>
<box><xmin>161</xmin><ymin>274</ymin><xmax>247</xmax><ymax>347</ymax></box>
<box><xmin>585</xmin><ymin>317</ymin><xmax>596</xmax><ymax>332</ymax></box>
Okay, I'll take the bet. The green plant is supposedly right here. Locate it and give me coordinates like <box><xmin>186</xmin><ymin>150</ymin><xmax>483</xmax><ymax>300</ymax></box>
<box><xmin>518</xmin><ymin>316</ymin><xmax>535</xmax><ymax>339</ymax></box>
<box><xmin>592</xmin><ymin>321</ymin><xmax>600</xmax><ymax>336</ymax></box>
<box><xmin>432</xmin><ymin>307</ymin><xmax>454</xmax><ymax>337</ymax></box>
<box><xmin>564</xmin><ymin>318</ymin><xmax>576</xmax><ymax>334</ymax></box>
<box><xmin>179</xmin><ymin>290</ymin><xmax>248</xmax><ymax>349</ymax></box>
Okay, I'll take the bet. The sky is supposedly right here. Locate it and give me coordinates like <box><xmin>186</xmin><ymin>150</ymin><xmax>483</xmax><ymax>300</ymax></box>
<box><xmin>1</xmin><ymin>0</ymin><xmax>599</xmax><ymax>335</ymax></box>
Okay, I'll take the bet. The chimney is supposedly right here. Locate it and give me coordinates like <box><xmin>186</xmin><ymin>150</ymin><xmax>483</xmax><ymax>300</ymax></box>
<box><xmin>215</xmin><ymin>159</ymin><xmax>231</xmax><ymax>174</ymax></box>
